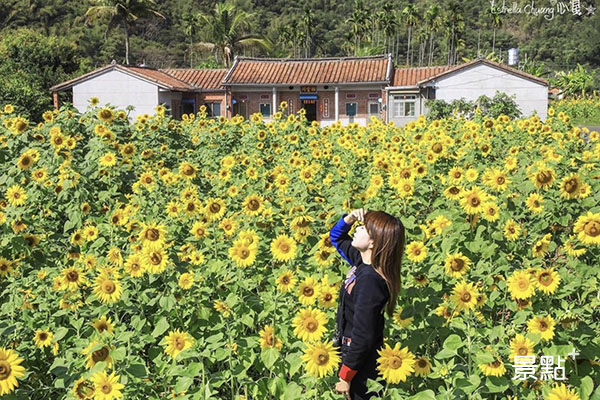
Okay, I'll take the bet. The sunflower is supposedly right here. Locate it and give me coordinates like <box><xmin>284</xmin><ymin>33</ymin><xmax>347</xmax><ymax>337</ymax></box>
<box><xmin>238</xmin><ymin>229</ymin><xmax>260</xmax><ymax>248</ymax></box>
<box><xmin>60</xmin><ymin>267</ymin><xmax>87</xmax><ymax>291</ymax></box>
<box><xmin>478</xmin><ymin>358</ymin><xmax>506</xmax><ymax>377</ymax></box>
<box><xmin>546</xmin><ymin>383</ymin><xmax>582</xmax><ymax>400</ymax></box>
<box><xmin>531</xmin><ymin>167</ymin><xmax>555</xmax><ymax>190</ymax></box>
<box><xmin>97</xmin><ymin>107</ymin><xmax>115</xmax><ymax>123</ymax></box>
<box><xmin>301</xmin><ymin>340</ymin><xmax>340</xmax><ymax>378</ymax></box>
<box><xmin>161</xmin><ymin>330</ymin><xmax>194</xmax><ymax>359</ymax></box>
<box><xmin>124</xmin><ymin>253</ymin><xmax>146</xmax><ymax>278</ymax></box>
<box><xmin>189</xmin><ymin>221</ymin><xmax>208</xmax><ymax>239</ymax></box>
<box><xmin>139</xmin><ymin>222</ymin><xmax>167</xmax><ymax>250</ymax></box>
<box><xmin>72</xmin><ymin>377</ymin><xmax>94</xmax><ymax>399</ymax></box>
<box><xmin>259</xmin><ymin>325</ymin><xmax>283</xmax><ymax>350</ymax></box>
<box><xmin>93</xmin><ymin>274</ymin><xmax>122</xmax><ymax>304</ymax></box>
<box><xmin>413</xmin><ymin>356</ymin><xmax>432</xmax><ymax>377</ymax></box>
<box><xmin>270</xmin><ymin>234</ymin><xmax>297</xmax><ymax>262</ymax></box>
<box><xmin>526</xmin><ymin>193</ymin><xmax>544</xmax><ymax>213</ymax></box>
<box><xmin>406</xmin><ymin>241</ymin><xmax>427</xmax><ymax>263</ymax></box>
<box><xmin>228</xmin><ymin>238</ymin><xmax>257</xmax><ymax>267</ymax></box>
<box><xmin>213</xmin><ymin>300</ymin><xmax>231</xmax><ymax>317</ymax></box>
<box><xmin>573</xmin><ymin>211</ymin><xmax>600</xmax><ymax>245</ymax></box>
<box><xmin>142</xmin><ymin>248</ymin><xmax>169</xmax><ymax>274</ymax></box>
<box><xmin>527</xmin><ymin>315</ymin><xmax>556</xmax><ymax>341</ymax></box>
<box><xmin>120</xmin><ymin>143</ymin><xmax>136</xmax><ymax>158</ymax></box>
<box><xmin>448</xmin><ymin>167</ymin><xmax>465</xmax><ymax>182</ymax></box>
<box><xmin>444</xmin><ymin>253</ymin><xmax>471</xmax><ymax>278</ymax></box>
<box><xmin>503</xmin><ymin>219</ymin><xmax>521</xmax><ymax>241</ymax></box>
<box><xmin>482</xmin><ymin>202</ymin><xmax>500</xmax><ymax>222</ymax></box>
<box><xmin>0</xmin><ymin>347</ymin><xmax>26</xmax><ymax>396</ymax></box>
<box><xmin>451</xmin><ymin>280</ymin><xmax>479</xmax><ymax>312</ymax></box>
<box><xmin>34</xmin><ymin>329</ymin><xmax>54</xmax><ymax>348</ymax></box>
<box><xmin>17</xmin><ymin>153</ymin><xmax>34</xmax><ymax>170</ymax></box>
<box><xmin>376</xmin><ymin>343</ymin><xmax>416</xmax><ymax>384</ymax></box>
<box><xmin>532</xmin><ymin>233</ymin><xmax>552</xmax><ymax>258</ymax></box>
<box><xmin>292</xmin><ymin>307</ymin><xmax>328</xmax><ymax>342</ymax></box>
<box><xmin>82</xmin><ymin>340</ymin><xmax>113</xmax><ymax>369</ymax></box>
<box><xmin>83</xmin><ymin>225</ymin><xmax>99</xmax><ymax>242</ymax></box>
<box><xmin>535</xmin><ymin>267</ymin><xmax>560</xmax><ymax>294</ymax></box>
<box><xmin>243</xmin><ymin>194</ymin><xmax>264</xmax><ymax>216</ymax></box>
<box><xmin>5</xmin><ymin>185</ymin><xmax>27</xmax><ymax>206</ymax></box>
<box><xmin>317</xmin><ymin>282</ymin><xmax>337</xmax><ymax>308</ymax></box>
<box><xmin>393</xmin><ymin>306</ymin><xmax>414</xmax><ymax>328</ymax></box>
<box><xmin>488</xmin><ymin>169</ymin><xmax>510</xmax><ymax>191</ymax></box>
<box><xmin>99</xmin><ymin>152</ymin><xmax>117</xmax><ymax>167</ymax></box>
<box><xmin>276</xmin><ymin>270</ymin><xmax>297</xmax><ymax>292</ymax></box>
<box><xmin>90</xmin><ymin>371</ymin><xmax>124</xmax><ymax>400</ymax></box>
<box><xmin>507</xmin><ymin>270</ymin><xmax>536</xmax><ymax>300</ymax></box>
<box><xmin>560</xmin><ymin>173</ymin><xmax>584</xmax><ymax>199</ymax></box>
<box><xmin>178</xmin><ymin>272</ymin><xmax>194</xmax><ymax>289</ymax></box>
<box><xmin>297</xmin><ymin>277</ymin><xmax>321</xmax><ymax>305</ymax></box>
<box><xmin>178</xmin><ymin>162</ymin><xmax>197</xmax><ymax>179</ymax></box>
<box><xmin>509</xmin><ymin>334</ymin><xmax>536</xmax><ymax>361</ymax></box>
<box><xmin>460</xmin><ymin>186</ymin><xmax>489</xmax><ymax>215</ymax></box>
<box><xmin>92</xmin><ymin>316</ymin><xmax>114</xmax><ymax>335</ymax></box>
<box><xmin>219</xmin><ymin>218</ymin><xmax>238</xmax><ymax>236</ymax></box>
<box><xmin>31</xmin><ymin>167</ymin><xmax>48</xmax><ymax>183</ymax></box>
<box><xmin>0</xmin><ymin>258</ymin><xmax>14</xmax><ymax>278</ymax></box>
<box><xmin>204</xmin><ymin>198</ymin><xmax>226</xmax><ymax>221</ymax></box>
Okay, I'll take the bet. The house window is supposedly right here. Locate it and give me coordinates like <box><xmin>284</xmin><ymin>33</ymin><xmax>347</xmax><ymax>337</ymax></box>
<box><xmin>259</xmin><ymin>103</ymin><xmax>271</xmax><ymax>117</ymax></box>
<box><xmin>392</xmin><ymin>94</ymin><xmax>417</xmax><ymax>117</ymax></box>
<box><xmin>346</xmin><ymin>102</ymin><xmax>357</xmax><ymax>116</ymax></box>
<box><xmin>368</xmin><ymin>101</ymin><xmax>380</xmax><ymax>115</ymax></box>
<box><xmin>204</xmin><ymin>102</ymin><xmax>221</xmax><ymax>117</ymax></box>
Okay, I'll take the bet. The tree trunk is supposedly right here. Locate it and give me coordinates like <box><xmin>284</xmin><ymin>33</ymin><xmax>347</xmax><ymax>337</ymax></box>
<box><xmin>406</xmin><ymin>27</ymin><xmax>411</xmax><ymax>66</ymax></box>
<box><xmin>492</xmin><ymin>29</ymin><xmax>496</xmax><ymax>54</ymax></box>
<box><xmin>124</xmin><ymin>24</ymin><xmax>130</xmax><ymax>65</ymax></box>
<box><xmin>190</xmin><ymin>38</ymin><xmax>193</xmax><ymax>68</ymax></box>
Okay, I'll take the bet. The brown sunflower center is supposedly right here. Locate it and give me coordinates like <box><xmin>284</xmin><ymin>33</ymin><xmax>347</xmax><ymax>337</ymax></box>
<box><xmin>519</xmin><ymin>347</ymin><xmax>527</xmax><ymax>355</ymax></box>
<box><xmin>461</xmin><ymin>292</ymin><xmax>471</xmax><ymax>302</ymax></box>
<box><xmin>279</xmin><ymin>243</ymin><xmax>290</xmax><ymax>252</ymax></box>
<box><xmin>492</xmin><ymin>360</ymin><xmax>501</xmax><ymax>367</ymax></box>
<box><xmin>146</xmin><ymin>228</ymin><xmax>160</xmax><ymax>241</ymax></box>
<box><xmin>390</xmin><ymin>356</ymin><xmax>403</xmax><ymax>369</ymax></box>
<box><xmin>67</xmin><ymin>270</ymin><xmax>79</xmax><ymax>282</ymax></box>
<box><xmin>92</xmin><ymin>347</ymin><xmax>109</xmax><ymax>362</ymax></box>
<box><xmin>304</xmin><ymin>318</ymin><xmax>317</xmax><ymax>332</ymax></box>
<box><xmin>539</xmin><ymin>321</ymin><xmax>548</xmax><ymax>330</ymax></box>
<box><xmin>0</xmin><ymin>361</ymin><xmax>12</xmax><ymax>379</ymax></box>
<box><xmin>564</xmin><ymin>178</ymin><xmax>579</xmax><ymax>193</ymax></box>
<box><xmin>240</xmin><ymin>249</ymin><xmax>250</xmax><ymax>259</ymax></box>
<box><xmin>537</xmin><ymin>171</ymin><xmax>552</xmax><ymax>184</ymax></box>
<box><xmin>38</xmin><ymin>332</ymin><xmax>48</xmax><ymax>341</ymax></box>
<box><xmin>450</xmin><ymin>259</ymin><xmax>465</xmax><ymax>271</ymax></box>
<box><xmin>449</xmin><ymin>187</ymin><xmax>460</xmax><ymax>195</ymax></box>
<box><xmin>432</xmin><ymin>143</ymin><xmax>443</xmax><ymax>153</ymax></box>
<box><xmin>210</xmin><ymin>203</ymin><xmax>221</xmax><ymax>213</ymax></box>
<box><xmin>303</xmin><ymin>287</ymin><xmax>314</xmax><ymax>297</ymax></box>
<box><xmin>317</xmin><ymin>352</ymin><xmax>329</xmax><ymax>365</ymax></box>
<box><xmin>248</xmin><ymin>199</ymin><xmax>260</xmax><ymax>211</ymax></box>
<box><xmin>102</xmin><ymin>281</ymin><xmax>116</xmax><ymax>294</ymax></box>
<box><xmin>101</xmin><ymin>383</ymin><xmax>112</xmax><ymax>394</ymax></box>
<box><xmin>150</xmin><ymin>253</ymin><xmax>162</xmax><ymax>265</ymax></box>
<box><xmin>584</xmin><ymin>221</ymin><xmax>599</xmax><ymax>237</ymax></box>
<box><xmin>183</xmin><ymin>165</ymin><xmax>195</xmax><ymax>176</ymax></box>
<box><xmin>496</xmin><ymin>176</ymin><xmax>505</xmax><ymax>185</ymax></box>
<box><xmin>470</xmin><ymin>196</ymin><xmax>480</xmax><ymax>207</ymax></box>
<box><xmin>418</xmin><ymin>359</ymin><xmax>428</xmax><ymax>368</ymax></box>
<box><xmin>175</xmin><ymin>337</ymin><xmax>186</xmax><ymax>350</ymax></box>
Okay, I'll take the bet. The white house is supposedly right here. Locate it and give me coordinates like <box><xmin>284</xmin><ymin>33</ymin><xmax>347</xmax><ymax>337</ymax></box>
<box><xmin>386</xmin><ymin>58</ymin><xmax>549</xmax><ymax>126</ymax></box>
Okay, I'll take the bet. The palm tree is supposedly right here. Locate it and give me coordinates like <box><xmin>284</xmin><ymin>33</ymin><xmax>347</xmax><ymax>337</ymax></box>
<box><xmin>85</xmin><ymin>0</ymin><xmax>165</xmax><ymax>65</ymax></box>
<box><xmin>485</xmin><ymin>8</ymin><xmax>503</xmax><ymax>55</ymax></box>
<box><xmin>195</xmin><ymin>1</ymin><xmax>272</xmax><ymax>67</ymax></box>
<box><xmin>402</xmin><ymin>4</ymin><xmax>419</xmax><ymax>66</ymax></box>
<box><xmin>424</xmin><ymin>5</ymin><xmax>442</xmax><ymax>65</ymax></box>
<box><xmin>444</xmin><ymin>2</ymin><xmax>463</xmax><ymax>65</ymax></box>
<box><xmin>181</xmin><ymin>12</ymin><xmax>200</xmax><ymax>67</ymax></box>
<box><xmin>346</xmin><ymin>0</ymin><xmax>370</xmax><ymax>56</ymax></box>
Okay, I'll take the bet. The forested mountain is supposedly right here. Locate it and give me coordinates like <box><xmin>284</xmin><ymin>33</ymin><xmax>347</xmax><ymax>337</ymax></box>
<box><xmin>2</xmin><ymin>0</ymin><xmax>599</xmax><ymax>70</ymax></box>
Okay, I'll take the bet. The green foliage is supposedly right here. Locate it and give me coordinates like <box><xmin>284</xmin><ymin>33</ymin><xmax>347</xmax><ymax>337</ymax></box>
<box><xmin>0</xmin><ymin>28</ymin><xmax>80</xmax><ymax>120</ymax></box>
<box><xmin>426</xmin><ymin>91</ymin><xmax>521</xmax><ymax>120</ymax></box>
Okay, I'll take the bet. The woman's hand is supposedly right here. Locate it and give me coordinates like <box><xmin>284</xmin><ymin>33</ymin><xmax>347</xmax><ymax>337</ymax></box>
<box><xmin>335</xmin><ymin>378</ymin><xmax>351</xmax><ymax>399</ymax></box>
<box><xmin>344</xmin><ymin>208</ymin><xmax>365</xmax><ymax>225</ymax></box>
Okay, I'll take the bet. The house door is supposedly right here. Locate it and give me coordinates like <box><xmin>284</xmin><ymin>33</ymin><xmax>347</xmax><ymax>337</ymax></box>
<box><xmin>302</xmin><ymin>99</ymin><xmax>317</xmax><ymax>122</ymax></box>
<box><xmin>233</xmin><ymin>101</ymin><xmax>247</xmax><ymax>119</ymax></box>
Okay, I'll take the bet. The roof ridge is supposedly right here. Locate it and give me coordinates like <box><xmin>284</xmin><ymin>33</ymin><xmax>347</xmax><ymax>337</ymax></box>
<box><xmin>236</xmin><ymin>54</ymin><xmax>389</xmax><ymax>62</ymax></box>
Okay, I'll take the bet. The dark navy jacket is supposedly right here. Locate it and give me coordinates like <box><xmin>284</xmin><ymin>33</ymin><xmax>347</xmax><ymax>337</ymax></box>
<box><xmin>330</xmin><ymin>213</ymin><xmax>389</xmax><ymax>382</ymax></box>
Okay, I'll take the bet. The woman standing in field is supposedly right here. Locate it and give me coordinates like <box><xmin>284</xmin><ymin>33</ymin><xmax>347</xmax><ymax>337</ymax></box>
<box><xmin>330</xmin><ymin>208</ymin><xmax>405</xmax><ymax>400</ymax></box>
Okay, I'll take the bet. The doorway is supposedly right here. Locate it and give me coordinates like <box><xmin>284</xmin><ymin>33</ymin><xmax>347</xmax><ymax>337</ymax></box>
<box><xmin>302</xmin><ymin>99</ymin><xmax>317</xmax><ymax>122</ymax></box>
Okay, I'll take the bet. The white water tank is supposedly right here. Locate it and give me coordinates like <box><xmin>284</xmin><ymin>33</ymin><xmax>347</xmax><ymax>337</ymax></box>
<box><xmin>508</xmin><ymin>48</ymin><xmax>519</xmax><ymax>66</ymax></box>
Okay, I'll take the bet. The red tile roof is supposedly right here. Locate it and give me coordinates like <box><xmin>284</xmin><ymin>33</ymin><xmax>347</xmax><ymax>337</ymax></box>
<box><xmin>162</xmin><ymin>68</ymin><xmax>228</xmax><ymax>90</ymax></box>
<box><xmin>417</xmin><ymin>58</ymin><xmax>549</xmax><ymax>86</ymax></box>
<box><xmin>391</xmin><ymin>66</ymin><xmax>456</xmax><ymax>87</ymax></box>
<box><xmin>223</xmin><ymin>55</ymin><xmax>392</xmax><ymax>85</ymax></box>
<box><xmin>50</xmin><ymin>63</ymin><xmax>197</xmax><ymax>92</ymax></box>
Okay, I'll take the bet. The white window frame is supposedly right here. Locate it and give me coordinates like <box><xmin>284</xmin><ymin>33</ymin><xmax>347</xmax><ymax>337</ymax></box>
<box><xmin>368</xmin><ymin>101</ymin><xmax>380</xmax><ymax>116</ymax></box>
<box><xmin>392</xmin><ymin>94</ymin><xmax>417</xmax><ymax>118</ymax></box>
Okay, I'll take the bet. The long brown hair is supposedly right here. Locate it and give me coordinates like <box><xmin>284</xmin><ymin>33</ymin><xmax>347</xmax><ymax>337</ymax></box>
<box><xmin>364</xmin><ymin>210</ymin><xmax>405</xmax><ymax>317</ymax></box>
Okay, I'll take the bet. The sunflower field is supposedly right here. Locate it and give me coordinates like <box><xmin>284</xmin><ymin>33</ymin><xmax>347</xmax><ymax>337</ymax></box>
<box><xmin>0</xmin><ymin>101</ymin><xmax>599</xmax><ymax>400</ymax></box>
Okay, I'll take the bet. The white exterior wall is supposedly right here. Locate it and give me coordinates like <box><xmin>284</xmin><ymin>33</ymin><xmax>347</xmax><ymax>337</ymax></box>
<box><xmin>72</xmin><ymin>70</ymin><xmax>159</xmax><ymax>120</ymax></box>
<box><xmin>433</xmin><ymin>64</ymin><xmax>548</xmax><ymax>119</ymax></box>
